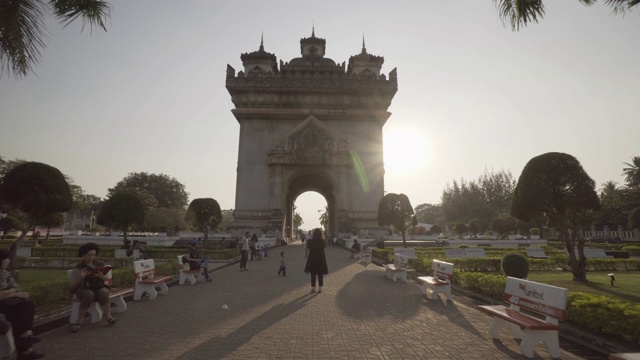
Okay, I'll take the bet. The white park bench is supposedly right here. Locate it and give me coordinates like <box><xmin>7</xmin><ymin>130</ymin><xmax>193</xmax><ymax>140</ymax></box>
<box><xmin>478</xmin><ymin>277</ymin><xmax>568</xmax><ymax>358</ymax></box>
<box><xmin>68</xmin><ymin>267</ymin><xmax>133</xmax><ymax>324</ymax></box>
<box><xmin>384</xmin><ymin>253</ymin><xmax>409</xmax><ymax>282</ymax></box>
<box><xmin>178</xmin><ymin>255</ymin><xmax>206</xmax><ymax>285</ymax></box>
<box><xmin>358</xmin><ymin>247</ymin><xmax>372</xmax><ymax>266</ymax></box>
<box><xmin>417</xmin><ymin>259</ymin><xmax>454</xmax><ymax>302</ymax></box>
<box><xmin>465</xmin><ymin>248</ymin><xmax>486</xmax><ymax>258</ymax></box>
<box><xmin>525</xmin><ymin>248</ymin><xmax>549</xmax><ymax>259</ymax></box>
<box><xmin>445</xmin><ymin>248</ymin><xmax>466</xmax><ymax>258</ymax></box>
<box><xmin>133</xmin><ymin>259</ymin><xmax>173</xmax><ymax>301</ymax></box>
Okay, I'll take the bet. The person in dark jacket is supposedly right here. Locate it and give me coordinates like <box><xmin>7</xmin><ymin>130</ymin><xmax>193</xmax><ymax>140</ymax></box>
<box><xmin>0</xmin><ymin>249</ymin><xmax>44</xmax><ymax>359</ymax></box>
<box><xmin>303</xmin><ymin>228</ymin><xmax>328</xmax><ymax>293</ymax></box>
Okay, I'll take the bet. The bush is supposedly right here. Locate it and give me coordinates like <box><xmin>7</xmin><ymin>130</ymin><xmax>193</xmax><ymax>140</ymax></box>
<box><xmin>529</xmin><ymin>228</ymin><xmax>541</xmax><ymax>235</ymax></box>
<box><xmin>568</xmin><ymin>292</ymin><xmax>640</xmax><ymax>344</ymax></box>
<box><xmin>501</xmin><ymin>253</ymin><xmax>529</xmax><ymax>279</ymax></box>
<box><xmin>622</xmin><ymin>245</ymin><xmax>640</xmax><ymax>256</ymax></box>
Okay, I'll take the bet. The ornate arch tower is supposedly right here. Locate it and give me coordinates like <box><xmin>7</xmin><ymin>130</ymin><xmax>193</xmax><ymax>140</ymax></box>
<box><xmin>225</xmin><ymin>30</ymin><xmax>397</xmax><ymax>240</ymax></box>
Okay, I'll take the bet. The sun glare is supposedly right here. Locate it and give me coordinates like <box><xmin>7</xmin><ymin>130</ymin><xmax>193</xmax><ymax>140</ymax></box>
<box><xmin>383</xmin><ymin>126</ymin><xmax>429</xmax><ymax>176</ymax></box>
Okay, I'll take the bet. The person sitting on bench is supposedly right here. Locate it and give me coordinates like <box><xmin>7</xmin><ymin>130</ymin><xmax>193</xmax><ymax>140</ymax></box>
<box><xmin>184</xmin><ymin>240</ymin><xmax>212</xmax><ymax>282</ymax></box>
<box><xmin>349</xmin><ymin>240</ymin><xmax>362</xmax><ymax>259</ymax></box>
<box><xmin>0</xmin><ymin>250</ymin><xmax>44</xmax><ymax>359</ymax></box>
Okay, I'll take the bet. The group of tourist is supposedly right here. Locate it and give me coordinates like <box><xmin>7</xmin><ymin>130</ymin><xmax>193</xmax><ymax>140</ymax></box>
<box><xmin>0</xmin><ymin>228</ymin><xmax>331</xmax><ymax>359</ymax></box>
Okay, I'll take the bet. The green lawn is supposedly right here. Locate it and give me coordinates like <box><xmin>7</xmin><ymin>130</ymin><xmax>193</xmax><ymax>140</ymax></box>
<box><xmin>15</xmin><ymin>269</ymin><xmax>640</xmax><ymax>304</ymax></box>
<box><xmin>527</xmin><ymin>271</ymin><xmax>640</xmax><ymax>303</ymax></box>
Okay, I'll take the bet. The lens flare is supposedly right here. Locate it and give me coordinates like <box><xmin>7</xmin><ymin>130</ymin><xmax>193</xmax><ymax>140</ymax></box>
<box><xmin>350</xmin><ymin>150</ymin><xmax>369</xmax><ymax>192</ymax></box>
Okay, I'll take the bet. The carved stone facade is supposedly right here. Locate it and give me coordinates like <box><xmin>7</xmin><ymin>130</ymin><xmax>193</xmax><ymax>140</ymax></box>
<box><xmin>226</xmin><ymin>30</ymin><xmax>397</xmax><ymax>240</ymax></box>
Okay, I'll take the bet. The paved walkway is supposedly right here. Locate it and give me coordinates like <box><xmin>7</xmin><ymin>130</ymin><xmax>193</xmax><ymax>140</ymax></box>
<box><xmin>35</xmin><ymin>242</ymin><xmax>586</xmax><ymax>359</ymax></box>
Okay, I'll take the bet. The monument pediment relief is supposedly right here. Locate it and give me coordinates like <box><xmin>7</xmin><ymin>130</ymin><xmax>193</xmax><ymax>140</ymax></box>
<box><xmin>287</xmin><ymin>115</ymin><xmax>334</xmax><ymax>152</ymax></box>
<box><xmin>267</xmin><ymin>116</ymin><xmax>352</xmax><ymax>166</ymax></box>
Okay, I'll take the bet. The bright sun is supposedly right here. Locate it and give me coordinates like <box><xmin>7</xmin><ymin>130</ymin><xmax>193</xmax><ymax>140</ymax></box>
<box><xmin>383</xmin><ymin>126</ymin><xmax>429</xmax><ymax>176</ymax></box>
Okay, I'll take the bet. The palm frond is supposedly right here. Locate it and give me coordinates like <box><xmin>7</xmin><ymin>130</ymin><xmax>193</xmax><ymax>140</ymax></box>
<box><xmin>0</xmin><ymin>0</ymin><xmax>48</xmax><ymax>78</ymax></box>
<box><xmin>493</xmin><ymin>0</ymin><xmax>545</xmax><ymax>31</ymax></box>
<box><xmin>51</xmin><ymin>0</ymin><xmax>111</xmax><ymax>32</ymax></box>
<box><xmin>605</xmin><ymin>0</ymin><xmax>640</xmax><ymax>14</ymax></box>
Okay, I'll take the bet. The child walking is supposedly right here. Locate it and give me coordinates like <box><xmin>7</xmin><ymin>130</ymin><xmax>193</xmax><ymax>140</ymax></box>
<box><xmin>277</xmin><ymin>251</ymin><xmax>287</xmax><ymax>276</ymax></box>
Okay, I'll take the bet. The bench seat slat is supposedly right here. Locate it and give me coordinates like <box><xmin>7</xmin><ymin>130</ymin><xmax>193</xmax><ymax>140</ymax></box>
<box><xmin>109</xmin><ymin>288</ymin><xmax>134</xmax><ymax>297</ymax></box>
<box><xmin>478</xmin><ymin>305</ymin><xmax>559</xmax><ymax>330</ymax></box>
<box><xmin>138</xmin><ymin>276</ymin><xmax>173</xmax><ymax>285</ymax></box>
<box><xmin>417</xmin><ymin>276</ymin><xmax>448</xmax><ymax>286</ymax></box>
<box><xmin>384</xmin><ymin>264</ymin><xmax>405</xmax><ymax>271</ymax></box>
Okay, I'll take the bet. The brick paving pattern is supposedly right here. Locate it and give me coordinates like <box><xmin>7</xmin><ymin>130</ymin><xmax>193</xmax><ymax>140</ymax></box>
<box><xmin>35</xmin><ymin>242</ymin><xmax>585</xmax><ymax>359</ymax></box>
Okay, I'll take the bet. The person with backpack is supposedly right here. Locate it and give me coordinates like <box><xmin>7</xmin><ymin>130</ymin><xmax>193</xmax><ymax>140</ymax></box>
<box><xmin>183</xmin><ymin>240</ymin><xmax>212</xmax><ymax>282</ymax></box>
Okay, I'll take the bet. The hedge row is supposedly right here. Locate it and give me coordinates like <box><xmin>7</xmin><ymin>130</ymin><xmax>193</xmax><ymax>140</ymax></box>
<box><xmin>22</xmin><ymin>246</ymin><xmax>238</xmax><ymax>260</ymax></box>
<box><xmin>455</xmin><ymin>272</ymin><xmax>640</xmax><ymax>345</ymax></box>
<box><xmin>371</xmin><ymin>249</ymin><xmax>640</xmax><ymax>273</ymax></box>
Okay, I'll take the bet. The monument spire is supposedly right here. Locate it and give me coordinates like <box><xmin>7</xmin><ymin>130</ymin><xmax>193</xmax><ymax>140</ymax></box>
<box><xmin>312</xmin><ymin>21</ymin><xmax>315</xmax><ymax>37</ymax></box>
<box><xmin>362</xmin><ymin>33</ymin><xmax>366</xmax><ymax>53</ymax></box>
<box><xmin>260</xmin><ymin>31</ymin><xmax>264</xmax><ymax>51</ymax></box>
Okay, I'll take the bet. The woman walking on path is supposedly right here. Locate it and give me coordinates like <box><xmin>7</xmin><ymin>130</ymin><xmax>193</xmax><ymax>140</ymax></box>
<box><xmin>304</xmin><ymin>228</ymin><xmax>328</xmax><ymax>293</ymax></box>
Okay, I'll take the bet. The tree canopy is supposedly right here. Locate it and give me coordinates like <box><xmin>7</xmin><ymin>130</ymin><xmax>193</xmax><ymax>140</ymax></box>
<box><xmin>0</xmin><ymin>215</ymin><xmax>22</xmax><ymax>240</ymax></box>
<box><xmin>441</xmin><ymin>169</ymin><xmax>515</xmax><ymax>225</ymax></box>
<box><xmin>628</xmin><ymin>207</ymin><xmax>640</xmax><ymax>230</ymax></box>
<box><xmin>413</xmin><ymin>203</ymin><xmax>444</xmax><ymax>225</ymax></box>
<box><xmin>184</xmin><ymin>198</ymin><xmax>222</xmax><ymax>242</ymax></box>
<box><xmin>0</xmin><ymin>0</ymin><xmax>112</xmax><ymax>78</ymax></box>
<box><xmin>0</xmin><ymin>161</ymin><xmax>72</xmax><ymax>264</ymax></box>
<box><xmin>0</xmin><ymin>161</ymin><xmax>72</xmax><ymax>221</ymax></box>
<box><xmin>108</xmin><ymin>172</ymin><xmax>189</xmax><ymax>210</ymax></box>
<box><xmin>144</xmin><ymin>207</ymin><xmax>185</xmax><ymax>236</ymax></box>
<box><xmin>622</xmin><ymin>156</ymin><xmax>640</xmax><ymax>188</ymax></box>
<box><xmin>510</xmin><ymin>152</ymin><xmax>600</xmax><ymax>282</ymax></box>
<box><xmin>377</xmin><ymin>193</ymin><xmax>416</xmax><ymax>247</ymax></box>
<box><xmin>97</xmin><ymin>190</ymin><xmax>145</xmax><ymax>241</ymax></box>
<box><xmin>494</xmin><ymin>0</ymin><xmax>638</xmax><ymax>31</ymax></box>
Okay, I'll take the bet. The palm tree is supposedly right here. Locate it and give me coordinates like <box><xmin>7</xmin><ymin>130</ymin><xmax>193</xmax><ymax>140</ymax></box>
<box><xmin>0</xmin><ymin>0</ymin><xmax>111</xmax><ymax>79</ymax></box>
<box><xmin>493</xmin><ymin>0</ymin><xmax>637</xmax><ymax>31</ymax></box>
<box><xmin>599</xmin><ymin>181</ymin><xmax>618</xmax><ymax>197</ymax></box>
<box><xmin>622</xmin><ymin>156</ymin><xmax>640</xmax><ymax>188</ymax></box>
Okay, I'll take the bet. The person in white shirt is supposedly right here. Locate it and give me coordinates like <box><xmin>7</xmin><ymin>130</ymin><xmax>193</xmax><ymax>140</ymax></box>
<box><xmin>240</xmin><ymin>232</ymin><xmax>250</xmax><ymax>271</ymax></box>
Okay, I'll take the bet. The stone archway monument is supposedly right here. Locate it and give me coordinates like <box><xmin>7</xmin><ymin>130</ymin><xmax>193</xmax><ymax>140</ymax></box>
<box><xmin>225</xmin><ymin>30</ymin><xmax>397</xmax><ymax>241</ymax></box>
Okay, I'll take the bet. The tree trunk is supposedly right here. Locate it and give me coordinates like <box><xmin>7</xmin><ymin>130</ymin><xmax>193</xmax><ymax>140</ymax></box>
<box><xmin>402</xmin><ymin>231</ymin><xmax>407</xmax><ymax>248</ymax></box>
<box><xmin>559</xmin><ymin>226</ymin><xmax>588</xmax><ymax>282</ymax></box>
<box><xmin>123</xmin><ymin>229</ymin><xmax>128</xmax><ymax>242</ymax></box>
<box><xmin>46</xmin><ymin>227</ymin><xmax>50</xmax><ymax>241</ymax></box>
<box><xmin>9</xmin><ymin>222</ymin><xmax>31</xmax><ymax>275</ymax></box>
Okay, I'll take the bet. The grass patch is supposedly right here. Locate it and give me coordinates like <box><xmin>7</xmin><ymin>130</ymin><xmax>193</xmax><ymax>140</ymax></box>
<box><xmin>527</xmin><ymin>271</ymin><xmax>640</xmax><ymax>304</ymax></box>
<box><xmin>16</xmin><ymin>269</ymin><xmax>69</xmax><ymax>287</ymax></box>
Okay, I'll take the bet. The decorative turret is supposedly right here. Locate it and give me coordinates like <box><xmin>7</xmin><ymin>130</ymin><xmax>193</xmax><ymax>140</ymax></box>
<box><xmin>240</xmin><ymin>33</ymin><xmax>278</xmax><ymax>77</ymax></box>
<box><xmin>299</xmin><ymin>26</ymin><xmax>326</xmax><ymax>57</ymax></box>
<box><xmin>347</xmin><ymin>35</ymin><xmax>385</xmax><ymax>79</ymax></box>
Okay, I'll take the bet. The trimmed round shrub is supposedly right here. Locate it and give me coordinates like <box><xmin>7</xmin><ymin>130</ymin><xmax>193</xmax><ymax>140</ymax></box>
<box><xmin>501</xmin><ymin>253</ymin><xmax>530</xmax><ymax>279</ymax></box>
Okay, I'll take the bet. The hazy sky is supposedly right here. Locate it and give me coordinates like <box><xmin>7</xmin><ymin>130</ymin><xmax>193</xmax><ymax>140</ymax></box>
<box><xmin>1</xmin><ymin>1</ymin><xmax>638</xmax><ymax>230</ymax></box>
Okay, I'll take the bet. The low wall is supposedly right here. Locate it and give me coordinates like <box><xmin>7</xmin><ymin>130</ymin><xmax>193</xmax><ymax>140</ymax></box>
<box><xmin>445</xmin><ymin>239</ymin><xmax>547</xmax><ymax>248</ymax></box>
<box><xmin>63</xmin><ymin>235</ymin><xmax>178</xmax><ymax>247</ymax></box>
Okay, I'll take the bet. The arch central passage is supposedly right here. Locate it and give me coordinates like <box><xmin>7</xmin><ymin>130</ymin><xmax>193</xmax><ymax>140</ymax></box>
<box><xmin>225</xmin><ymin>30</ymin><xmax>398</xmax><ymax>241</ymax></box>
